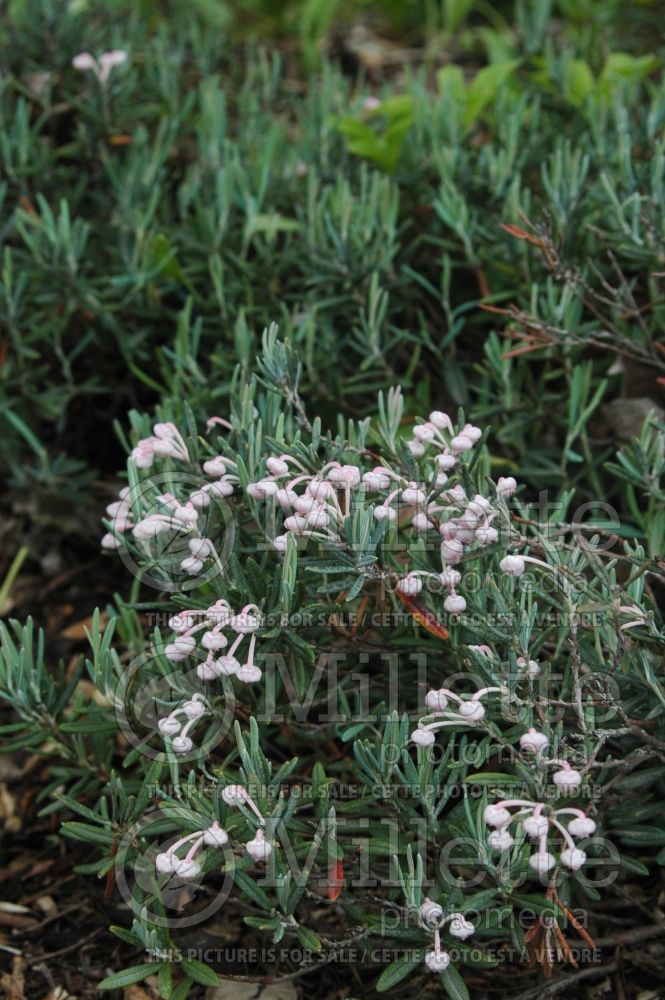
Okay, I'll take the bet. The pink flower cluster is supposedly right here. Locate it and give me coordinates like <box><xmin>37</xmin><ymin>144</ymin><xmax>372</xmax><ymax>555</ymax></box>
<box><xmin>411</xmin><ymin>684</ymin><xmax>505</xmax><ymax>744</ymax></box>
<box><xmin>247</xmin><ymin>455</ymin><xmax>360</xmax><ymax>551</ymax></box>
<box><xmin>420</xmin><ymin>898</ymin><xmax>474</xmax><ymax>973</ymax></box>
<box><xmin>164</xmin><ymin>600</ymin><xmax>263</xmax><ymax>684</ymax></box>
<box><xmin>484</xmin><ymin>795</ymin><xmax>595</xmax><ymax>873</ymax></box>
<box><xmin>102</xmin><ymin>423</ymin><xmax>238</xmax><ymax>570</ymax></box>
<box><xmin>154</xmin><ymin>785</ymin><xmax>272</xmax><ymax>881</ymax></box>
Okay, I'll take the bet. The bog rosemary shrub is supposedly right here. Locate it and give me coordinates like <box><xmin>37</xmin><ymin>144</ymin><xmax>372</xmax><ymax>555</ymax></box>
<box><xmin>2</xmin><ymin>331</ymin><xmax>665</xmax><ymax>997</ymax></box>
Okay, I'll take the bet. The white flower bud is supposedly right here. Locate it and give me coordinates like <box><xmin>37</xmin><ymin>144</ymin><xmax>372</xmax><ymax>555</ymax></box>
<box><xmin>450</xmin><ymin>434</ymin><xmax>473</xmax><ymax>453</ymax></box>
<box><xmin>168</xmin><ymin>614</ymin><xmax>188</xmax><ymax>633</ymax></box>
<box><xmin>327</xmin><ymin>465</ymin><xmax>360</xmax><ymax>488</ymax></box>
<box><xmin>174</xmin><ymin>858</ymin><xmax>201</xmax><ymax>880</ymax></box>
<box><xmin>197</xmin><ymin>659</ymin><xmax>222</xmax><ymax>681</ymax></box>
<box><xmin>217</xmin><ymin>654</ymin><xmax>240</xmax><ymax>675</ymax></box>
<box><xmin>273</xmin><ymin>534</ymin><xmax>290</xmax><ymax>553</ymax></box>
<box><xmin>436</xmin><ymin>452</ymin><xmax>456</xmax><ymax>470</ymax></box>
<box><xmin>407</xmin><ymin>439</ymin><xmax>426</xmax><ymax>457</ymax></box>
<box><xmin>411</xmin><ymin>728</ymin><xmax>435</xmax><ymax>746</ymax></box>
<box><xmin>439</xmin><ymin>567</ymin><xmax>461</xmax><ymax>589</ymax></box>
<box><xmin>155</xmin><ymin>852</ymin><xmax>175</xmax><ymax>874</ymax></box>
<box><xmin>458</xmin><ymin>509</ymin><xmax>478</xmax><ymax>531</ymax></box>
<box><xmin>173</xmin><ymin>505</ymin><xmax>198</xmax><ymax>525</ymax></box>
<box><xmin>560</xmin><ymin>847</ymin><xmax>586</xmax><ymax>870</ymax></box>
<box><xmin>236</xmin><ymin>663</ymin><xmax>262</xmax><ymax>683</ymax></box>
<box><xmin>152</xmin><ymin>438</ymin><xmax>178</xmax><ymax>458</ymax></box>
<box><xmin>522</xmin><ymin>815</ymin><xmax>549</xmax><ymax>838</ymax></box>
<box><xmin>252</xmin><ymin>479</ymin><xmax>278</xmax><ymax>499</ymax></box>
<box><xmin>153</xmin><ymin>422</ymin><xmax>176</xmax><ymax>439</ymax></box>
<box><xmin>180</xmin><ymin>556</ymin><xmax>204</xmax><ymax>575</ymax></box>
<box><xmin>305</xmin><ymin>506</ymin><xmax>329</xmax><ymax>529</ymax></box>
<box><xmin>469</xmin><ymin>494</ymin><xmax>492</xmax><ymax>514</ymax></box>
<box><xmin>488</xmin><ymin>829</ymin><xmax>514</xmax><ymax>851</ymax></box>
<box><xmin>294</xmin><ymin>495</ymin><xmax>317</xmax><ymax>515</ymax></box>
<box><xmin>284</xmin><ymin>514</ymin><xmax>308</xmax><ymax>534</ymax></box>
<box><xmin>519</xmin><ymin>728</ymin><xmax>549</xmax><ymax>753</ymax></box>
<box><xmin>201</xmin><ymin>630</ymin><xmax>227</xmax><ymax>651</ymax></box>
<box><xmin>443</xmin><ymin>484</ymin><xmax>466</xmax><ymax>504</ymax></box>
<box><xmin>425</xmin><ymin>950</ymin><xmax>450</xmax><ymax>972</ymax></box>
<box><xmin>568</xmin><ymin>817</ymin><xmax>596</xmax><ymax>837</ymax></box>
<box><xmin>517</xmin><ymin>656</ymin><xmax>540</xmax><ymax>677</ymax></box>
<box><xmin>425</xmin><ymin>689</ymin><xmax>448</xmax><ymax>711</ymax></box>
<box><xmin>374</xmin><ymin>505</ymin><xmax>396</xmax><ymax>522</ymax></box>
<box><xmin>475</xmin><ymin>525</ymin><xmax>498</xmax><ymax>545</ymax></box>
<box><xmin>413</xmin><ymin>424</ymin><xmax>436</xmax><ymax>442</ymax></box>
<box><xmin>444</xmin><ymin>593</ymin><xmax>466</xmax><ymax>614</ymax></box>
<box><xmin>529</xmin><ymin>851</ymin><xmax>556</xmax><ymax>873</ymax></box>
<box><xmin>429</xmin><ymin>411</ymin><xmax>452</xmax><ymax>431</ymax></box>
<box><xmin>207</xmin><ymin>479</ymin><xmax>234</xmax><ymax>496</ymax></box>
<box><xmin>307</xmin><ymin>478</ymin><xmax>332</xmax><ymax>501</ymax></box>
<box><xmin>448</xmin><ymin>913</ymin><xmax>475</xmax><ymax>939</ymax></box>
<box><xmin>441</xmin><ymin>539</ymin><xmax>464</xmax><ymax>564</ymax></box>
<box><xmin>553</xmin><ymin>768</ymin><xmax>582</xmax><ymax>791</ymax></box>
<box><xmin>189</xmin><ymin>538</ymin><xmax>214</xmax><ymax>559</ymax></box>
<box><xmin>496</xmin><ymin>476</ymin><xmax>517</xmax><ymax>498</ymax></box>
<box><xmin>500</xmin><ymin>555</ymin><xmax>525</xmax><ymax>576</ymax></box>
<box><xmin>461</xmin><ymin>424</ymin><xmax>482</xmax><ymax>443</ymax></box>
<box><xmin>172</xmin><ymin>735</ymin><xmax>193</xmax><ymax>754</ymax></box>
<box><xmin>158</xmin><ymin>716</ymin><xmax>181</xmax><ymax>736</ymax></box>
<box><xmin>276</xmin><ymin>488</ymin><xmax>298</xmax><ymax>510</ymax></box>
<box><xmin>189</xmin><ymin>489</ymin><xmax>211</xmax><ymax>509</ymax></box>
<box><xmin>483</xmin><ymin>804</ymin><xmax>511</xmax><ymax>827</ymax></box>
<box><xmin>203</xmin><ymin>824</ymin><xmax>229</xmax><ymax>847</ymax></box>
<box><xmin>182</xmin><ymin>698</ymin><xmax>206</xmax><ymax>720</ymax></box>
<box><xmin>397</xmin><ymin>575</ymin><xmax>422</xmax><ymax>596</ymax></box>
<box><xmin>131</xmin><ymin>446</ymin><xmax>154</xmax><ymax>469</ymax></box>
<box><xmin>102</xmin><ymin>532</ymin><xmax>120</xmax><ymax>549</ymax></box>
<box><xmin>266</xmin><ymin>457</ymin><xmax>289</xmax><ymax>476</ymax></box>
<box><xmin>133</xmin><ymin>516</ymin><xmax>167</xmax><ymax>541</ymax></box>
<box><xmin>363</xmin><ymin>469</ymin><xmax>392</xmax><ymax>490</ymax></box>
<box><xmin>246</xmin><ymin>829</ymin><xmax>272</xmax><ymax>860</ymax></box>
<box><xmin>420</xmin><ymin>898</ymin><xmax>444</xmax><ymax>924</ymax></box>
<box><xmin>401</xmin><ymin>486</ymin><xmax>426</xmax><ymax>506</ymax></box>
<box><xmin>164</xmin><ymin>635</ymin><xmax>196</xmax><ymax>661</ymax></box>
<box><xmin>203</xmin><ymin>457</ymin><xmax>227</xmax><ymax>477</ymax></box>
<box><xmin>222</xmin><ymin>784</ymin><xmax>249</xmax><ymax>806</ymax></box>
<box><xmin>458</xmin><ymin>700</ymin><xmax>484</xmax><ymax>721</ymax></box>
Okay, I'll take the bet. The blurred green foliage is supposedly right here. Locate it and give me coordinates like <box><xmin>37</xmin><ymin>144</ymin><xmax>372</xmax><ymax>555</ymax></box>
<box><xmin>0</xmin><ymin>0</ymin><xmax>663</xmax><ymax>545</ymax></box>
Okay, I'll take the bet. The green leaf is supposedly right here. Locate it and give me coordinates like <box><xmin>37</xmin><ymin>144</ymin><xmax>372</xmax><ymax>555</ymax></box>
<box><xmin>109</xmin><ymin>925</ymin><xmax>142</xmax><ymax>947</ymax></box>
<box><xmin>180</xmin><ymin>959</ymin><xmax>221</xmax><ymax>987</ymax></box>
<box><xmin>564</xmin><ymin>59</ymin><xmax>595</xmax><ymax>106</ymax></box>
<box><xmin>98</xmin><ymin>963</ymin><xmax>163</xmax><ymax>990</ymax></box>
<box><xmin>61</xmin><ymin>821</ymin><xmax>114</xmax><ymax>846</ymax></box>
<box><xmin>297</xmin><ymin>925</ymin><xmax>322</xmax><ymax>952</ymax></box>
<box><xmin>463</xmin><ymin>60</ymin><xmax>520</xmax><ymax>129</ymax></box>
<box><xmin>619</xmin><ymin>855</ymin><xmax>649</xmax><ymax>876</ymax></box>
<box><xmin>376</xmin><ymin>951</ymin><xmax>422</xmax><ymax>992</ymax></box>
<box><xmin>234</xmin><ymin>870</ymin><xmax>274</xmax><ymax>911</ymax></box>
<box><xmin>465</xmin><ymin>773</ymin><xmax>525</xmax><ymax>785</ymax></box>
<box><xmin>436</xmin><ymin>64</ymin><xmax>465</xmax><ymax>102</ymax></box>
<box><xmin>440</xmin><ymin>963</ymin><xmax>470</xmax><ymax>1000</ymax></box>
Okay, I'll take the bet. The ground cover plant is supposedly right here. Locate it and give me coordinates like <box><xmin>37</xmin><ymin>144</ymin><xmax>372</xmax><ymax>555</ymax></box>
<box><xmin>1</xmin><ymin>1</ymin><xmax>665</xmax><ymax>998</ymax></box>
